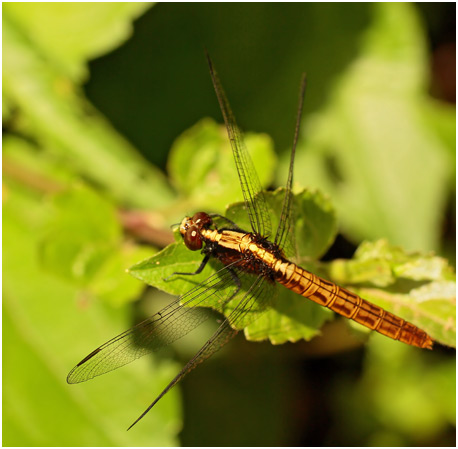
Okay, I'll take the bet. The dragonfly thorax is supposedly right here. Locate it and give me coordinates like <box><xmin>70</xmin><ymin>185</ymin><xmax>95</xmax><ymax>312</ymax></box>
<box><xmin>180</xmin><ymin>212</ymin><xmax>213</xmax><ymax>251</ymax></box>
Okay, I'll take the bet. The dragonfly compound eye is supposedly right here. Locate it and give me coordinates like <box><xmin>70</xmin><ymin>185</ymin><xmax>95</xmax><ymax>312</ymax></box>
<box><xmin>192</xmin><ymin>212</ymin><xmax>212</xmax><ymax>228</ymax></box>
<box><xmin>184</xmin><ymin>225</ymin><xmax>203</xmax><ymax>250</ymax></box>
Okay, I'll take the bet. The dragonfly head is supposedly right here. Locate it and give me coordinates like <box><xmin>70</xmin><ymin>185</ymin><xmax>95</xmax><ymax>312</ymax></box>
<box><xmin>179</xmin><ymin>212</ymin><xmax>213</xmax><ymax>251</ymax></box>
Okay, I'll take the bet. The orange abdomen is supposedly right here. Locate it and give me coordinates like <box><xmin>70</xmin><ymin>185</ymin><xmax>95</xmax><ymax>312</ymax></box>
<box><xmin>276</xmin><ymin>262</ymin><xmax>433</xmax><ymax>349</ymax></box>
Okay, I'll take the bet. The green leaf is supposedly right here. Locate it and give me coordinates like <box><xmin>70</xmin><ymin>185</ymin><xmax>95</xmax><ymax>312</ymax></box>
<box><xmin>327</xmin><ymin>240</ymin><xmax>456</xmax><ymax>347</ymax></box>
<box><xmin>3</xmin><ymin>3</ymin><xmax>153</xmax><ymax>81</ymax></box>
<box><xmin>168</xmin><ymin>118</ymin><xmax>276</xmax><ymax>214</ymax></box>
<box><xmin>90</xmin><ymin>243</ymin><xmax>156</xmax><ymax>307</ymax></box>
<box><xmin>38</xmin><ymin>184</ymin><xmax>153</xmax><ymax>306</ymax></box>
<box><xmin>243</xmin><ymin>291</ymin><xmax>333</xmax><ymax>344</ymax></box>
<box><xmin>129</xmin><ymin>240</ymin><xmax>209</xmax><ymax>298</ymax></box>
<box><xmin>40</xmin><ymin>185</ymin><xmax>122</xmax><ymax>284</ymax></box>
<box><xmin>129</xmin><ymin>188</ymin><xmax>337</xmax><ymax>344</ymax></box>
<box><xmin>295</xmin><ymin>3</ymin><xmax>454</xmax><ymax>252</ymax></box>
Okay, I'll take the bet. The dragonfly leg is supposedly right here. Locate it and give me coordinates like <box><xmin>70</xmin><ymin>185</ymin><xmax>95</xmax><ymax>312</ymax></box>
<box><xmin>166</xmin><ymin>258</ymin><xmax>241</xmax><ymax>306</ymax></box>
<box><xmin>210</xmin><ymin>266</ymin><xmax>242</xmax><ymax>312</ymax></box>
<box><xmin>163</xmin><ymin>254</ymin><xmax>211</xmax><ymax>281</ymax></box>
<box><xmin>226</xmin><ymin>266</ymin><xmax>241</xmax><ymax>297</ymax></box>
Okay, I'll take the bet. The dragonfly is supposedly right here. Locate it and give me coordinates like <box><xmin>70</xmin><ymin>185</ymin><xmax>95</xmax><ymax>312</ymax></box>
<box><xmin>67</xmin><ymin>53</ymin><xmax>434</xmax><ymax>429</ymax></box>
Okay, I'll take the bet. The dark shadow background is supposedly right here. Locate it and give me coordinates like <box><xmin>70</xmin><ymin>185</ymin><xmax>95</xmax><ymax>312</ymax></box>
<box><xmin>83</xmin><ymin>3</ymin><xmax>455</xmax><ymax>446</ymax></box>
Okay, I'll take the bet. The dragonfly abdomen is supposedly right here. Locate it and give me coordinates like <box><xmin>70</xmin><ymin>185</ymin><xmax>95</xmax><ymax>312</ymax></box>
<box><xmin>275</xmin><ymin>261</ymin><xmax>434</xmax><ymax>349</ymax></box>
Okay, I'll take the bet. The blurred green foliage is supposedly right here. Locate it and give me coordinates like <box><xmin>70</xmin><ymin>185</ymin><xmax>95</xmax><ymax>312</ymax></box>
<box><xmin>3</xmin><ymin>2</ymin><xmax>455</xmax><ymax>447</ymax></box>
<box><xmin>294</xmin><ymin>3</ymin><xmax>455</xmax><ymax>252</ymax></box>
<box><xmin>3</xmin><ymin>3</ymin><xmax>172</xmax><ymax>210</ymax></box>
<box><xmin>333</xmin><ymin>333</ymin><xmax>456</xmax><ymax>446</ymax></box>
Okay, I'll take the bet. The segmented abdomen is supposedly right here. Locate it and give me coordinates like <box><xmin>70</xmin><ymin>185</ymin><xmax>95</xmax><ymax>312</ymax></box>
<box><xmin>276</xmin><ymin>262</ymin><xmax>433</xmax><ymax>349</ymax></box>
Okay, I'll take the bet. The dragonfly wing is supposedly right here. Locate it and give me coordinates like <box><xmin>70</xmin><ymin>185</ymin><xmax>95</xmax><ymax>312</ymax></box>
<box><xmin>128</xmin><ymin>274</ymin><xmax>275</xmax><ymax>429</ymax></box>
<box><xmin>67</xmin><ymin>261</ymin><xmax>244</xmax><ymax>384</ymax></box>
<box><xmin>206</xmin><ymin>53</ymin><xmax>272</xmax><ymax>238</ymax></box>
<box><xmin>274</xmin><ymin>74</ymin><xmax>307</xmax><ymax>258</ymax></box>
<box><xmin>128</xmin><ymin>315</ymin><xmax>238</xmax><ymax>430</ymax></box>
<box><xmin>275</xmin><ymin>188</ymin><xmax>298</xmax><ymax>261</ymax></box>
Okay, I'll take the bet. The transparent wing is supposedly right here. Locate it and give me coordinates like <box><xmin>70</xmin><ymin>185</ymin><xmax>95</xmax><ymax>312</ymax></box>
<box><xmin>206</xmin><ymin>52</ymin><xmax>272</xmax><ymax>238</ymax></box>
<box><xmin>274</xmin><ymin>74</ymin><xmax>307</xmax><ymax>259</ymax></box>
<box><xmin>67</xmin><ymin>261</ymin><xmax>244</xmax><ymax>384</ymax></box>
<box><xmin>128</xmin><ymin>274</ymin><xmax>276</xmax><ymax>429</ymax></box>
<box><xmin>275</xmin><ymin>189</ymin><xmax>298</xmax><ymax>262</ymax></box>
